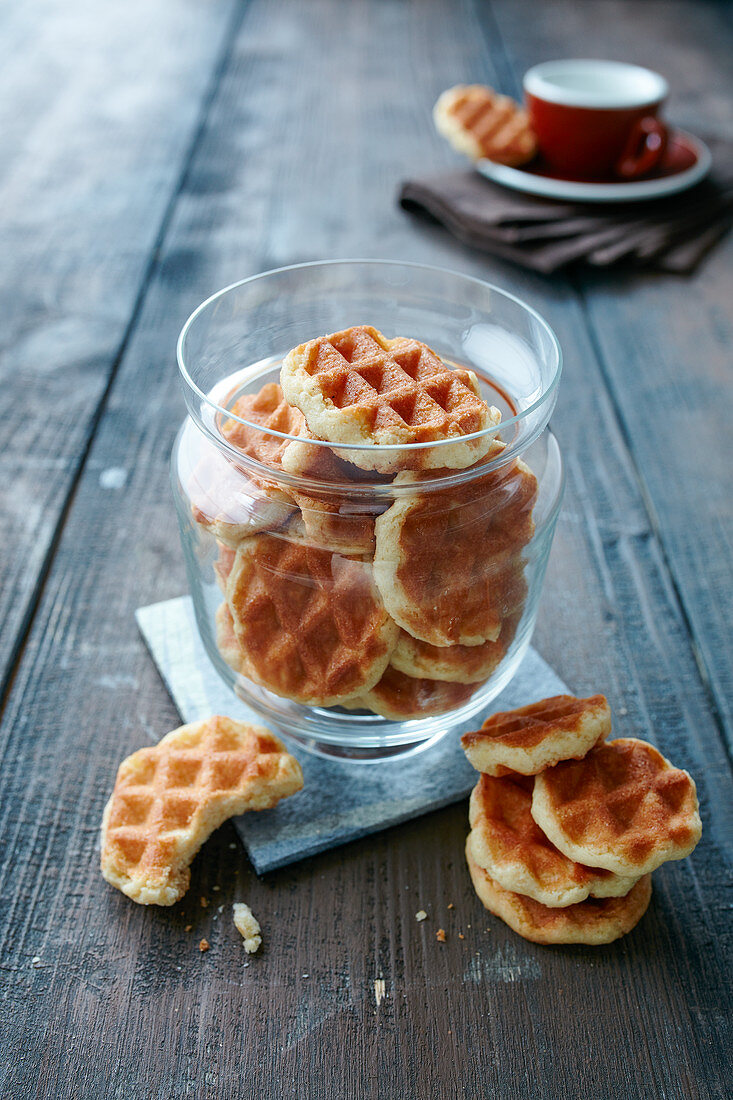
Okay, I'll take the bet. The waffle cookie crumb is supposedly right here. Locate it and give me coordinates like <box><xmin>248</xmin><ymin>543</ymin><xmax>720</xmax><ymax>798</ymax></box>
<box><xmin>233</xmin><ymin>903</ymin><xmax>262</xmax><ymax>954</ymax></box>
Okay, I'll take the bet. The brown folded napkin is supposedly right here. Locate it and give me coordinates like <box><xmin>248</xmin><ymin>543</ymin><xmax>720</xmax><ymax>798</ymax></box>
<box><xmin>399</xmin><ymin>137</ymin><xmax>733</xmax><ymax>274</ymax></box>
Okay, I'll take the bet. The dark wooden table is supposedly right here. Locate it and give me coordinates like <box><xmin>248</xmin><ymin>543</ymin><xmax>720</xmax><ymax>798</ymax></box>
<box><xmin>1</xmin><ymin>1</ymin><xmax>731</xmax><ymax>1097</ymax></box>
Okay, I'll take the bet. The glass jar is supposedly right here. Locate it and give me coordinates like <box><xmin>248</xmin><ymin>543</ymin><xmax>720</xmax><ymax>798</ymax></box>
<box><xmin>172</xmin><ymin>261</ymin><xmax>564</xmax><ymax>760</ymax></box>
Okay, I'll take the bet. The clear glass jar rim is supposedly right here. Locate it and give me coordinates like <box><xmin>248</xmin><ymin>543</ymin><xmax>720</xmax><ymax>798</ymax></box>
<box><xmin>176</xmin><ymin>259</ymin><xmax>563</xmax><ymax>467</ymax></box>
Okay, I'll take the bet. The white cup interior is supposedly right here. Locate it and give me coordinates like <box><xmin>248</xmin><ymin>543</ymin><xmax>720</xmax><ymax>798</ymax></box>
<box><xmin>523</xmin><ymin>60</ymin><xmax>668</xmax><ymax>110</ymax></box>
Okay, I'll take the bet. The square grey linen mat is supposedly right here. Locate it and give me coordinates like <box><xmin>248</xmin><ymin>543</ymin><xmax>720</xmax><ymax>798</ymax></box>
<box><xmin>136</xmin><ymin>597</ymin><xmax>567</xmax><ymax>873</ymax></box>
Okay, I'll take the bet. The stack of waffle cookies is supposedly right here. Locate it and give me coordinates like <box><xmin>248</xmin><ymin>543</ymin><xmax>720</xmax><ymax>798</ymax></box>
<box><xmin>188</xmin><ymin>325</ymin><xmax>538</xmax><ymax>718</ymax></box>
<box><xmin>461</xmin><ymin>694</ymin><xmax>702</xmax><ymax>944</ymax></box>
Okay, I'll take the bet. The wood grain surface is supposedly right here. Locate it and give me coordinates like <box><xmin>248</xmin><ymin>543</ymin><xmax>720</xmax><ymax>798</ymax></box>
<box><xmin>0</xmin><ymin>0</ymin><xmax>238</xmax><ymax>693</ymax></box>
<box><xmin>0</xmin><ymin>1</ymin><xmax>730</xmax><ymax>1098</ymax></box>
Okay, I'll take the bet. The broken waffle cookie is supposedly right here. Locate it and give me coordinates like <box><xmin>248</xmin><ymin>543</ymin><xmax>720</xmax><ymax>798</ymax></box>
<box><xmin>462</xmin><ymin>694</ymin><xmax>611</xmax><ymax>777</ymax></box>
<box><xmin>280</xmin><ymin>325</ymin><xmax>500</xmax><ymax>473</ymax></box>
<box><xmin>532</xmin><ymin>738</ymin><xmax>702</xmax><ymax>877</ymax></box>
<box><xmin>100</xmin><ymin>716</ymin><xmax>303</xmax><ymax>906</ymax></box>
<box><xmin>468</xmin><ymin>773</ymin><xmax>637</xmax><ymax>907</ymax></box>
<box><xmin>466</xmin><ymin>845</ymin><xmax>652</xmax><ymax>946</ymax></box>
<box><xmin>434</xmin><ymin>84</ymin><xmax>537</xmax><ymax>166</ymax></box>
<box><xmin>225</xmin><ymin>534</ymin><xmax>398</xmax><ymax>705</ymax></box>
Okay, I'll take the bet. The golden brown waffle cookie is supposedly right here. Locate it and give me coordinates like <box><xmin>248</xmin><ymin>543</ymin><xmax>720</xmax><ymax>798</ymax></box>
<box><xmin>373</xmin><ymin>458</ymin><xmax>535</xmax><ymax>647</ymax></box>
<box><xmin>466</xmin><ymin>844</ymin><xmax>652</xmax><ymax>945</ymax></box>
<box><xmin>462</xmin><ymin>693</ymin><xmax>611</xmax><ymax>777</ymax></box>
<box><xmin>189</xmin><ymin>447</ymin><xmax>295</xmax><ymax>546</ymax></box>
<box><xmin>213</xmin><ymin>542</ymin><xmax>237</xmax><ymax>592</ymax></box>
<box><xmin>350</xmin><ymin>665</ymin><xmax>481</xmax><ymax>719</ymax></box>
<box><xmin>391</xmin><ymin>612</ymin><xmax>520</xmax><ymax>684</ymax></box>
<box><xmin>281</xmin><ymin>504</ymin><xmax>378</xmax><ymax>558</ymax></box>
<box><xmin>434</xmin><ymin>84</ymin><xmax>537</xmax><ymax>166</ymax></box>
<box><xmin>468</xmin><ymin>774</ymin><xmax>637</xmax><ymax>907</ymax></box>
<box><xmin>221</xmin><ymin>383</ymin><xmax>305</xmax><ymax>480</ymax></box>
<box><xmin>100</xmin><ymin>716</ymin><xmax>303</xmax><ymax>906</ymax></box>
<box><xmin>225</xmin><ymin>534</ymin><xmax>398</xmax><ymax>705</ymax></box>
<box><xmin>215</xmin><ymin>603</ymin><xmax>246</xmax><ymax>675</ymax></box>
<box><xmin>532</xmin><ymin>738</ymin><xmax>702</xmax><ymax>876</ymax></box>
<box><xmin>281</xmin><ymin>423</ymin><xmax>382</xmax><ymax>482</ymax></box>
<box><xmin>280</xmin><ymin>325</ymin><xmax>500</xmax><ymax>473</ymax></box>
<box><xmin>281</xmin><ymin>426</ymin><xmax>388</xmax><ymax>556</ymax></box>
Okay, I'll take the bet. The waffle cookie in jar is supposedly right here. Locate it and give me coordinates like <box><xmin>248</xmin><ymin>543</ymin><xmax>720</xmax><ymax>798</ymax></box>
<box><xmin>172</xmin><ymin>262</ymin><xmax>563</xmax><ymax>759</ymax></box>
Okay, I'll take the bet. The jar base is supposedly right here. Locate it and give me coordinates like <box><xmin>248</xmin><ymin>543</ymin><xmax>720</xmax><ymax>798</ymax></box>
<box><xmin>230</xmin><ymin>640</ymin><xmax>534</xmax><ymax>762</ymax></box>
<box><xmin>270</xmin><ymin>725</ymin><xmax>450</xmax><ymax>762</ymax></box>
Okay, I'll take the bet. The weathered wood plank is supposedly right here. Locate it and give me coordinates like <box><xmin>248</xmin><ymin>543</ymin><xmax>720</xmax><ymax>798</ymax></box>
<box><xmin>0</xmin><ymin>1</ymin><xmax>730</xmax><ymax>1098</ymax></box>
<box><xmin>484</xmin><ymin>0</ymin><xmax>733</xmax><ymax>749</ymax></box>
<box><xmin>0</xmin><ymin>0</ymin><xmax>238</xmax><ymax>692</ymax></box>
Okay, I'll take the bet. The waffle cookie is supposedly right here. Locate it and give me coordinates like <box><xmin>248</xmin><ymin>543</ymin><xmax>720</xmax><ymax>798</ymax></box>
<box><xmin>373</xmin><ymin>459</ymin><xmax>535</xmax><ymax>647</ymax></box>
<box><xmin>221</xmin><ymin>383</ymin><xmax>305</xmax><ymax>482</ymax></box>
<box><xmin>434</xmin><ymin>84</ymin><xmax>537</xmax><ymax>166</ymax></box>
<box><xmin>280</xmin><ymin>325</ymin><xmax>500</xmax><ymax>473</ymax></box>
<box><xmin>349</xmin><ymin>665</ymin><xmax>481</xmax><ymax>720</ymax></box>
<box><xmin>100</xmin><ymin>716</ymin><xmax>303</xmax><ymax>906</ymax></box>
<box><xmin>215</xmin><ymin>602</ymin><xmax>245</xmax><ymax>675</ymax></box>
<box><xmin>532</xmin><ymin>738</ymin><xmax>702</xmax><ymax>877</ymax></box>
<box><xmin>213</xmin><ymin>542</ymin><xmax>237</xmax><ymax>593</ymax></box>
<box><xmin>282</xmin><ymin>426</ymin><xmax>388</xmax><ymax>557</ymax></box>
<box><xmin>391</xmin><ymin>612</ymin><xmax>520</xmax><ymax>684</ymax></box>
<box><xmin>225</xmin><ymin>534</ymin><xmax>398</xmax><ymax>706</ymax></box>
<box><xmin>189</xmin><ymin>447</ymin><xmax>295</xmax><ymax>547</ymax></box>
<box><xmin>468</xmin><ymin>774</ymin><xmax>637</xmax><ymax>907</ymax></box>
<box><xmin>466</xmin><ymin>844</ymin><xmax>652</xmax><ymax>945</ymax></box>
<box><xmin>462</xmin><ymin>694</ymin><xmax>611</xmax><ymax>777</ymax></box>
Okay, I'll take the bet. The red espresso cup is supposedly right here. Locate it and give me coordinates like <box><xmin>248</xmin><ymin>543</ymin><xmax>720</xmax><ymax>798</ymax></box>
<box><xmin>523</xmin><ymin>60</ymin><xmax>669</xmax><ymax>180</ymax></box>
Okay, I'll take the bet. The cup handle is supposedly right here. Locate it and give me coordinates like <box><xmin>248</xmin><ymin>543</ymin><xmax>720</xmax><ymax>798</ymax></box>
<box><xmin>615</xmin><ymin>117</ymin><xmax>668</xmax><ymax>180</ymax></box>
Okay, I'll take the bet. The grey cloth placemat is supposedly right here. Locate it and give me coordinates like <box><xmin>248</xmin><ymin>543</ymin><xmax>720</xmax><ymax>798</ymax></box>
<box><xmin>136</xmin><ymin>597</ymin><xmax>567</xmax><ymax>874</ymax></box>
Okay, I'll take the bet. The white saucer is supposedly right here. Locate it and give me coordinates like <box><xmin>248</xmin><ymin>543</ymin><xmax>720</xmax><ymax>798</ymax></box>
<box><xmin>476</xmin><ymin>130</ymin><xmax>711</xmax><ymax>204</ymax></box>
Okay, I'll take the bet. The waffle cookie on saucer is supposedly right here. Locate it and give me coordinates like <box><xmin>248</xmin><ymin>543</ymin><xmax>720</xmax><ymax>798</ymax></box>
<box><xmin>434</xmin><ymin>84</ymin><xmax>537</xmax><ymax>166</ymax></box>
<box><xmin>100</xmin><ymin>716</ymin><xmax>303</xmax><ymax>906</ymax></box>
<box><xmin>280</xmin><ymin>325</ymin><xmax>500</xmax><ymax>473</ymax></box>
<box><xmin>225</xmin><ymin>533</ymin><xmax>398</xmax><ymax>706</ymax></box>
<box><xmin>462</xmin><ymin>693</ymin><xmax>611</xmax><ymax>777</ymax></box>
<box><xmin>531</xmin><ymin>738</ymin><xmax>702</xmax><ymax>877</ymax></box>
